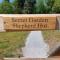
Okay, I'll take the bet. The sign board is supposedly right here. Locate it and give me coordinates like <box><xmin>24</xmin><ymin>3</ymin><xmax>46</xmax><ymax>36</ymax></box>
<box><xmin>3</xmin><ymin>16</ymin><xmax>57</xmax><ymax>31</ymax></box>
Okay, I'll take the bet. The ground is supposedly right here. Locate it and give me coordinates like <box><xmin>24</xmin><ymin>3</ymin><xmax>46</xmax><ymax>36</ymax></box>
<box><xmin>0</xmin><ymin>30</ymin><xmax>60</xmax><ymax>57</ymax></box>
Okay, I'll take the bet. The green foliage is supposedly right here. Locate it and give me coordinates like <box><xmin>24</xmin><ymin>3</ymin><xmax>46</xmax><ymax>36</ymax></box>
<box><xmin>0</xmin><ymin>1</ymin><xmax>14</xmax><ymax>14</ymax></box>
<box><xmin>36</xmin><ymin>0</ymin><xmax>55</xmax><ymax>13</ymax></box>
<box><xmin>0</xmin><ymin>0</ymin><xmax>60</xmax><ymax>13</ymax></box>
<box><xmin>4</xmin><ymin>0</ymin><xmax>9</xmax><ymax>2</ymax></box>
<box><xmin>52</xmin><ymin>0</ymin><xmax>60</xmax><ymax>13</ymax></box>
<box><xmin>23</xmin><ymin>0</ymin><xmax>36</xmax><ymax>14</ymax></box>
<box><xmin>13</xmin><ymin>0</ymin><xmax>25</xmax><ymax>14</ymax></box>
<box><xmin>52</xmin><ymin>5</ymin><xmax>60</xmax><ymax>13</ymax></box>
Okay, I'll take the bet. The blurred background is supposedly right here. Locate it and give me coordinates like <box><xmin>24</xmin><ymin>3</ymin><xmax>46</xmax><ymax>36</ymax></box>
<box><xmin>0</xmin><ymin>0</ymin><xmax>60</xmax><ymax>14</ymax></box>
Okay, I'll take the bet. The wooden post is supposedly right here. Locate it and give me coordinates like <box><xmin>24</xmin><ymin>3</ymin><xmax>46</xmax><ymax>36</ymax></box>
<box><xmin>0</xmin><ymin>17</ymin><xmax>5</xmax><ymax>32</ymax></box>
<box><xmin>57</xmin><ymin>16</ymin><xmax>60</xmax><ymax>30</ymax></box>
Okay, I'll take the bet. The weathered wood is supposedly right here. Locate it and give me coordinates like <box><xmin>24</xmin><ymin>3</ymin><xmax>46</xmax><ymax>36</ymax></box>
<box><xmin>3</xmin><ymin>16</ymin><xmax>57</xmax><ymax>31</ymax></box>
<box><xmin>57</xmin><ymin>16</ymin><xmax>60</xmax><ymax>30</ymax></box>
<box><xmin>4</xmin><ymin>58</ymin><xmax>60</xmax><ymax>60</ymax></box>
<box><xmin>20</xmin><ymin>58</ymin><xmax>60</xmax><ymax>60</ymax></box>
<box><xmin>0</xmin><ymin>14</ymin><xmax>60</xmax><ymax>31</ymax></box>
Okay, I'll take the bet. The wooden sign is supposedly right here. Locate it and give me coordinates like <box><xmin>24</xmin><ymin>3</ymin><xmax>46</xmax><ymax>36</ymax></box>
<box><xmin>3</xmin><ymin>16</ymin><xmax>57</xmax><ymax>31</ymax></box>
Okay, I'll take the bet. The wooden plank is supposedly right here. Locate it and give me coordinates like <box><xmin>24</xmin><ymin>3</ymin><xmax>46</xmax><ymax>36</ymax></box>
<box><xmin>4</xmin><ymin>57</ymin><xmax>60</xmax><ymax>60</ymax></box>
<box><xmin>4</xmin><ymin>58</ymin><xmax>60</xmax><ymax>60</ymax></box>
<box><xmin>20</xmin><ymin>58</ymin><xmax>60</xmax><ymax>60</ymax></box>
<box><xmin>3</xmin><ymin>16</ymin><xmax>57</xmax><ymax>31</ymax></box>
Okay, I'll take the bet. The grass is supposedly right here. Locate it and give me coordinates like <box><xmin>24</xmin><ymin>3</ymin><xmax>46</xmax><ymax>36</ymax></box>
<box><xmin>0</xmin><ymin>32</ymin><xmax>29</xmax><ymax>57</ymax></box>
<box><xmin>43</xmin><ymin>30</ymin><xmax>60</xmax><ymax>48</ymax></box>
<box><xmin>43</xmin><ymin>30</ymin><xmax>60</xmax><ymax>41</ymax></box>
